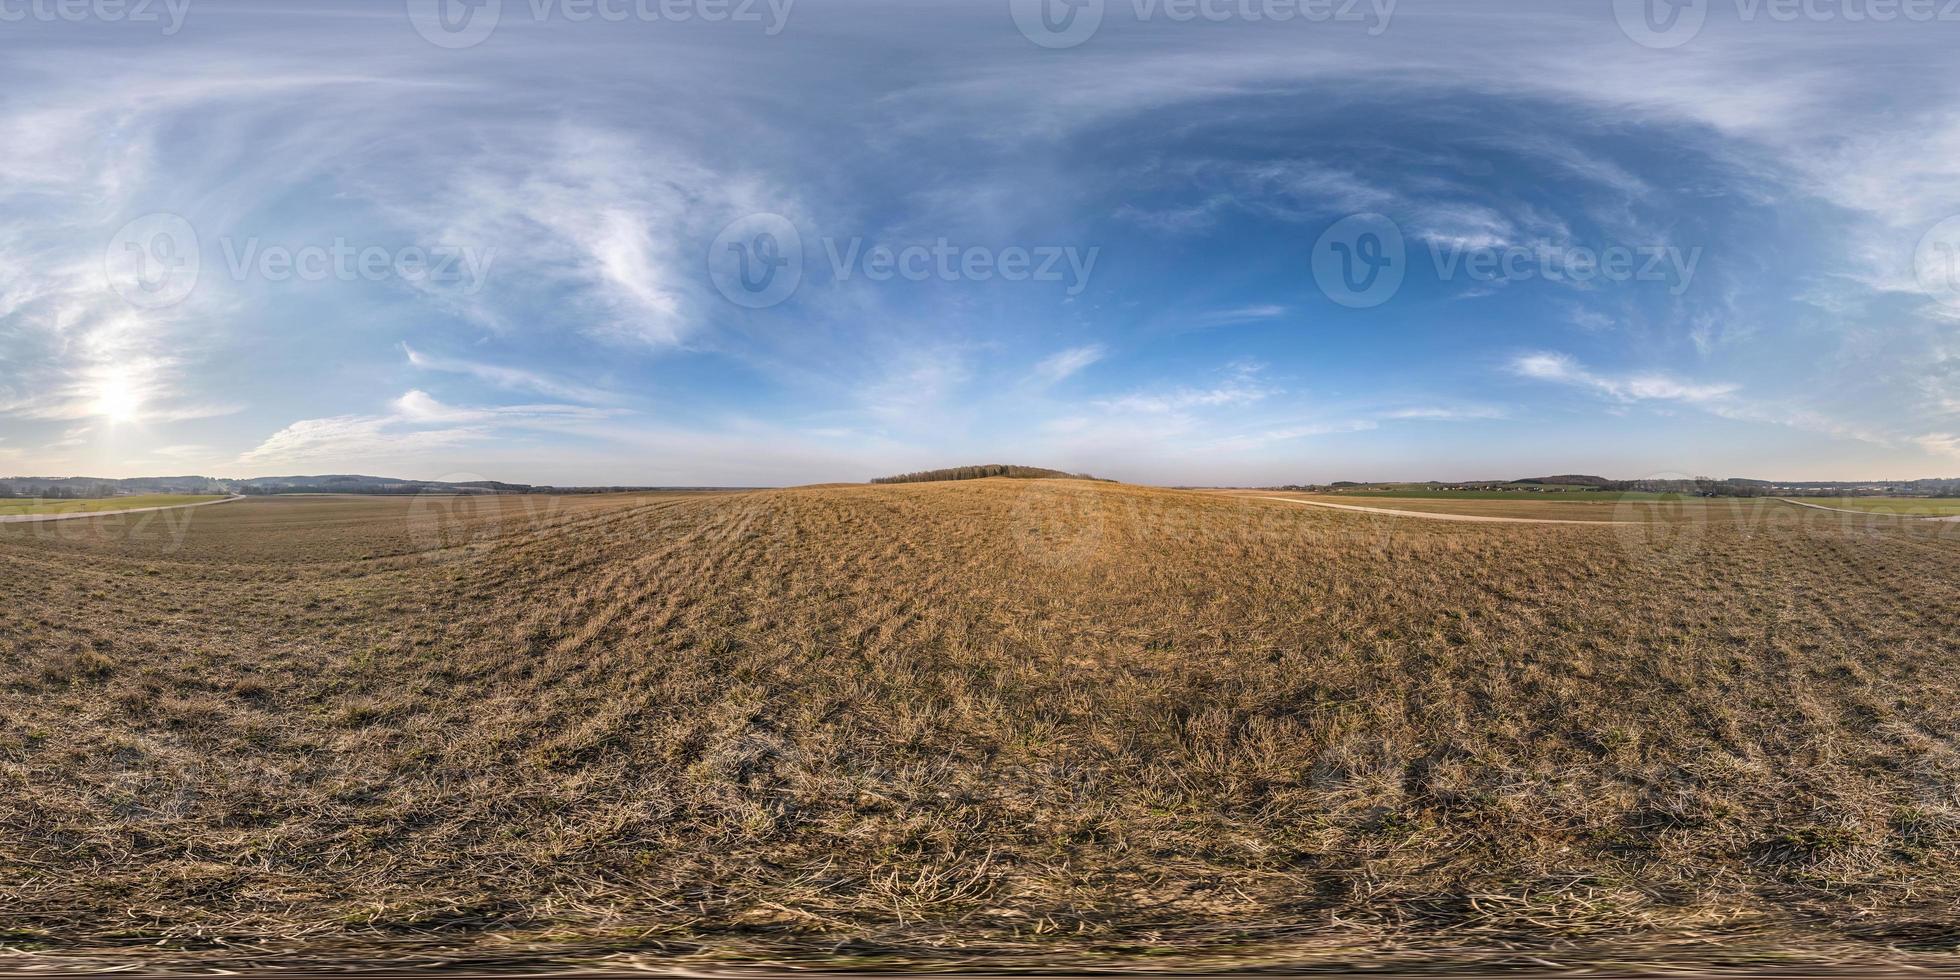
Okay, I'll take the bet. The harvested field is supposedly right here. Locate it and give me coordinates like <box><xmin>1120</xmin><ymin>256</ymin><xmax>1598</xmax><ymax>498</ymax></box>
<box><xmin>2</xmin><ymin>479</ymin><xmax>1958</xmax><ymax>973</ymax></box>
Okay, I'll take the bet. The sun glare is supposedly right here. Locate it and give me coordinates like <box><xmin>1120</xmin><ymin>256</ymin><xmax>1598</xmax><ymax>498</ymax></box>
<box><xmin>92</xmin><ymin>372</ymin><xmax>143</xmax><ymax>423</ymax></box>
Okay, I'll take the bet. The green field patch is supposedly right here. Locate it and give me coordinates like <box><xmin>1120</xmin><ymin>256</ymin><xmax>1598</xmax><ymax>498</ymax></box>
<box><xmin>1324</xmin><ymin>488</ymin><xmax>1675</xmax><ymax>502</ymax></box>
<box><xmin>0</xmin><ymin>494</ymin><xmax>225</xmax><ymax>517</ymax></box>
<box><xmin>1797</xmin><ymin>497</ymin><xmax>1960</xmax><ymax>516</ymax></box>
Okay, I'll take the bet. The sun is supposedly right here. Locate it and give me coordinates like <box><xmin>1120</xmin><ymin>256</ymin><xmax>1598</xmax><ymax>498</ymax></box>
<box><xmin>91</xmin><ymin>371</ymin><xmax>144</xmax><ymax>423</ymax></box>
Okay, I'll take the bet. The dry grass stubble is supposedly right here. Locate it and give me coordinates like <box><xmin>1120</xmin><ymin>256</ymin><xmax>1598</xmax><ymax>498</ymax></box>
<box><xmin>1</xmin><ymin>481</ymin><xmax>1956</xmax><ymax>971</ymax></box>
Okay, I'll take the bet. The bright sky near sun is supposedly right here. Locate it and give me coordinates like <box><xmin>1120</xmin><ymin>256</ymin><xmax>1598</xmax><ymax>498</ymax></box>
<box><xmin>0</xmin><ymin>0</ymin><xmax>1956</xmax><ymax>485</ymax></box>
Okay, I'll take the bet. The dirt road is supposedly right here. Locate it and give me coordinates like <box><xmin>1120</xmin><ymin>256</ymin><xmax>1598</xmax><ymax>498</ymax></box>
<box><xmin>0</xmin><ymin>495</ymin><xmax>244</xmax><ymax>524</ymax></box>
<box><xmin>1250</xmin><ymin>495</ymin><xmax>1641</xmax><ymax>525</ymax></box>
<box><xmin>1776</xmin><ymin>497</ymin><xmax>1960</xmax><ymax>522</ymax></box>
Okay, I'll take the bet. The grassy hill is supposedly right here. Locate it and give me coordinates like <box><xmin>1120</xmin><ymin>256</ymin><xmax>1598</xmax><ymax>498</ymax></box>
<box><xmin>1</xmin><ymin>481</ymin><xmax>1956</xmax><ymax>971</ymax></box>
<box><xmin>1517</xmin><ymin>473</ymin><xmax>1613</xmax><ymax>486</ymax></box>
<box><xmin>871</xmin><ymin>463</ymin><xmax>1104</xmax><ymax>484</ymax></box>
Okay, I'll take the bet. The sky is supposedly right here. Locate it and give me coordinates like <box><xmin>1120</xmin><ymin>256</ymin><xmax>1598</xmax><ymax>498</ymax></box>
<box><xmin>0</xmin><ymin>0</ymin><xmax>1956</xmax><ymax>486</ymax></box>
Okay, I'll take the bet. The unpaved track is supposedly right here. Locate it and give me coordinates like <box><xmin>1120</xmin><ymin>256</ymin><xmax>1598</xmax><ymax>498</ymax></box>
<box><xmin>0</xmin><ymin>494</ymin><xmax>243</xmax><ymax>524</ymax></box>
<box><xmin>1250</xmin><ymin>495</ymin><xmax>1642</xmax><ymax>525</ymax></box>
<box><xmin>1777</xmin><ymin>497</ymin><xmax>1960</xmax><ymax>522</ymax></box>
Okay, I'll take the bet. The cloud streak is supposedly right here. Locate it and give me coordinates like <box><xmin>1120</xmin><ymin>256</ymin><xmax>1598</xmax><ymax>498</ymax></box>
<box><xmin>1512</xmin><ymin>352</ymin><xmax>1737</xmax><ymax>404</ymax></box>
<box><xmin>240</xmin><ymin>392</ymin><xmax>619</xmax><ymax>467</ymax></box>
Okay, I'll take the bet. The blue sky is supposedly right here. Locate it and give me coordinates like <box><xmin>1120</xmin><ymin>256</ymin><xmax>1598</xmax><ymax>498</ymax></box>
<box><xmin>1</xmin><ymin>0</ymin><xmax>1956</xmax><ymax>485</ymax></box>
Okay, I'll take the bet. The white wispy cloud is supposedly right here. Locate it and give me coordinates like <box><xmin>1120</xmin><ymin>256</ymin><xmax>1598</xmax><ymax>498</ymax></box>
<box><xmin>1032</xmin><ymin>344</ymin><xmax>1106</xmax><ymax>385</ymax></box>
<box><xmin>1200</xmin><ymin>304</ymin><xmax>1287</xmax><ymax>326</ymax></box>
<box><xmin>1097</xmin><ymin>363</ymin><xmax>1277</xmax><ymax>415</ymax></box>
<box><xmin>1210</xmin><ymin>418</ymin><xmax>1378</xmax><ymax>451</ymax></box>
<box><xmin>1914</xmin><ymin>433</ymin><xmax>1960</xmax><ymax>460</ymax></box>
<box><xmin>373</xmin><ymin>124</ymin><xmax>789</xmax><ymax>349</ymax></box>
<box><xmin>241</xmin><ymin>391</ymin><xmax>619</xmax><ymax>466</ymax></box>
<box><xmin>1385</xmin><ymin>405</ymin><xmax>1510</xmax><ymax>421</ymax></box>
<box><xmin>855</xmin><ymin>348</ymin><xmax>973</xmax><ymax>425</ymax></box>
<box><xmin>1564</xmin><ymin>305</ymin><xmax>1616</xmax><ymax>332</ymax></box>
<box><xmin>238</xmin><ymin>415</ymin><xmax>479</xmax><ymax>466</ymax></box>
<box><xmin>402</xmin><ymin>343</ymin><xmax>601</xmax><ymax>403</ymax></box>
<box><xmin>1509</xmin><ymin>351</ymin><xmax>1960</xmax><ymax>463</ymax></box>
<box><xmin>149</xmin><ymin>444</ymin><xmax>217</xmax><ymax>461</ymax></box>
<box><xmin>1511</xmin><ymin>352</ymin><xmax>1737</xmax><ymax>404</ymax></box>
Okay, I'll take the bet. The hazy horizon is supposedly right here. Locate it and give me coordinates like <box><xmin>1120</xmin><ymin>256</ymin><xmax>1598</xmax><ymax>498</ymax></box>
<box><xmin>4</xmin><ymin>0</ymin><xmax>1958</xmax><ymax>486</ymax></box>
<box><xmin>3</xmin><ymin>466</ymin><xmax>1955</xmax><ymax>489</ymax></box>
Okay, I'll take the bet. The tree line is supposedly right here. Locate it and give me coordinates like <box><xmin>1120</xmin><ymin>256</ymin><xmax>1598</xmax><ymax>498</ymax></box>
<box><xmin>871</xmin><ymin>464</ymin><xmax>1105</xmax><ymax>484</ymax></box>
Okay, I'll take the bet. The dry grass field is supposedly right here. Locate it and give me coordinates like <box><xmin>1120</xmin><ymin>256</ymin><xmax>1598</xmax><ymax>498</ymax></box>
<box><xmin>2</xmin><ymin>480</ymin><xmax>1958</xmax><ymax>973</ymax></box>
